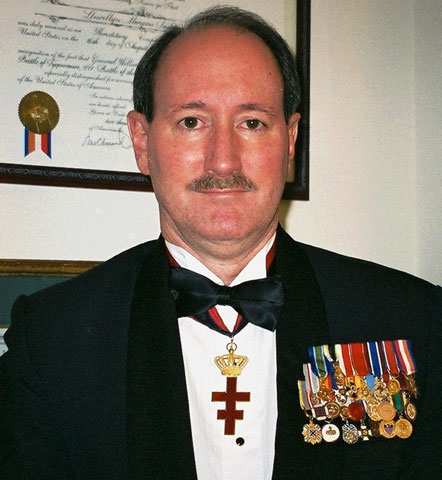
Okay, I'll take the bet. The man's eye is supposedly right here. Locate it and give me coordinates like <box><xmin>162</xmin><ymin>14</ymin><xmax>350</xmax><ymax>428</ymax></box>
<box><xmin>180</xmin><ymin>117</ymin><xmax>200</xmax><ymax>129</ymax></box>
<box><xmin>243</xmin><ymin>119</ymin><xmax>265</xmax><ymax>130</ymax></box>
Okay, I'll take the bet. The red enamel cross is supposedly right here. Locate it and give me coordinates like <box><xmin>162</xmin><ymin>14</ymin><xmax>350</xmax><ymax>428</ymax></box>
<box><xmin>212</xmin><ymin>377</ymin><xmax>250</xmax><ymax>435</ymax></box>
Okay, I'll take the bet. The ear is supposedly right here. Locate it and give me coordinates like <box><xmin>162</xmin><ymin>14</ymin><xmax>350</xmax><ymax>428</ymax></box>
<box><xmin>286</xmin><ymin>113</ymin><xmax>301</xmax><ymax>177</ymax></box>
<box><xmin>127</xmin><ymin>110</ymin><xmax>150</xmax><ymax>175</ymax></box>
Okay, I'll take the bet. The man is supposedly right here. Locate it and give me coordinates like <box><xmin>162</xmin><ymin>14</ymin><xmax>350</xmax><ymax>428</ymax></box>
<box><xmin>1</xmin><ymin>6</ymin><xmax>440</xmax><ymax>480</ymax></box>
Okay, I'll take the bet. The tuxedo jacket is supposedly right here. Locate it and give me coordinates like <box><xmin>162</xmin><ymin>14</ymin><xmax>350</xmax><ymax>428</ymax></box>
<box><xmin>1</xmin><ymin>228</ymin><xmax>441</xmax><ymax>480</ymax></box>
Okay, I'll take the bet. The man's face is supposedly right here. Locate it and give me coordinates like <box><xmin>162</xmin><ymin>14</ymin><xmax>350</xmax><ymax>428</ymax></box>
<box><xmin>129</xmin><ymin>26</ymin><xmax>299</xmax><ymax>251</ymax></box>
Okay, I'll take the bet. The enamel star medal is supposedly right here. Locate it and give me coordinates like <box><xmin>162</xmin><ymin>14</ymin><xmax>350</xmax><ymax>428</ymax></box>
<box><xmin>211</xmin><ymin>339</ymin><xmax>250</xmax><ymax>435</ymax></box>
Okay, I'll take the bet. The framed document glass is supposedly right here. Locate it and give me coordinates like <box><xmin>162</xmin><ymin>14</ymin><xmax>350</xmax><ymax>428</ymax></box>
<box><xmin>0</xmin><ymin>0</ymin><xmax>310</xmax><ymax>199</ymax></box>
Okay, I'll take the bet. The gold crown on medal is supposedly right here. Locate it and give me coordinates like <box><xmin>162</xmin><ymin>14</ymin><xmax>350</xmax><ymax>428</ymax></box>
<box><xmin>214</xmin><ymin>348</ymin><xmax>249</xmax><ymax>377</ymax></box>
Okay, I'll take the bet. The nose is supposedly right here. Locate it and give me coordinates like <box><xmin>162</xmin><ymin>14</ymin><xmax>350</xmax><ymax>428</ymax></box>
<box><xmin>204</xmin><ymin>125</ymin><xmax>241</xmax><ymax>176</ymax></box>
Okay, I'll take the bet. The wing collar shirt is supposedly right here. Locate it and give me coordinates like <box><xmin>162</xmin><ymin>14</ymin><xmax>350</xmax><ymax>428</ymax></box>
<box><xmin>166</xmin><ymin>235</ymin><xmax>278</xmax><ymax>480</ymax></box>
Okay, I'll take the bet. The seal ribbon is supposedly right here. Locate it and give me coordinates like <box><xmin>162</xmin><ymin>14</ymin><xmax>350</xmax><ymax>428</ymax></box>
<box><xmin>18</xmin><ymin>91</ymin><xmax>59</xmax><ymax>158</ymax></box>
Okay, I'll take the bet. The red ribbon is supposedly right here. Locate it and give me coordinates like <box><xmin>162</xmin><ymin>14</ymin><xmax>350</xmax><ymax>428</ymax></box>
<box><xmin>350</xmin><ymin>342</ymin><xmax>370</xmax><ymax>376</ymax></box>
<box><xmin>340</xmin><ymin>344</ymin><xmax>355</xmax><ymax>377</ymax></box>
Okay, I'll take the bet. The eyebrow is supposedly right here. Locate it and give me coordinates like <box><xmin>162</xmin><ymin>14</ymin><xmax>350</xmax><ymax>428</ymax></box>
<box><xmin>237</xmin><ymin>103</ymin><xmax>278</xmax><ymax>117</ymax></box>
<box><xmin>168</xmin><ymin>101</ymin><xmax>278</xmax><ymax>116</ymax></box>
<box><xmin>169</xmin><ymin>102</ymin><xmax>207</xmax><ymax>113</ymax></box>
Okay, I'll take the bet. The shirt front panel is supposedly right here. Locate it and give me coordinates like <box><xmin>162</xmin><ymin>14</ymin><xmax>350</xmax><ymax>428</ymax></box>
<box><xmin>167</xmin><ymin>239</ymin><xmax>278</xmax><ymax>480</ymax></box>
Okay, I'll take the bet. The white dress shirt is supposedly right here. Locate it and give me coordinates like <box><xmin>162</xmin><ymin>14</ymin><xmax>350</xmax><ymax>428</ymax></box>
<box><xmin>166</xmin><ymin>237</ymin><xmax>278</xmax><ymax>480</ymax></box>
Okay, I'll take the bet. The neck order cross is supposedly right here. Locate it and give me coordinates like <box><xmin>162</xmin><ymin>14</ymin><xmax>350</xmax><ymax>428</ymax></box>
<box><xmin>212</xmin><ymin>377</ymin><xmax>250</xmax><ymax>435</ymax></box>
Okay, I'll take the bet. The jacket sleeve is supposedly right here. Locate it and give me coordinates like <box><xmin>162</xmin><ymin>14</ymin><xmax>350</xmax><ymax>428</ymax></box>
<box><xmin>0</xmin><ymin>295</ymin><xmax>73</xmax><ymax>480</ymax></box>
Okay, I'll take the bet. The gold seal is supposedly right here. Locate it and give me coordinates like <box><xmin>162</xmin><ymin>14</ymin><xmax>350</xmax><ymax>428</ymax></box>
<box><xmin>395</xmin><ymin>418</ymin><xmax>413</xmax><ymax>439</ymax></box>
<box><xmin>377</xmin><ymin>401</ymin><xmax>396</xmax><ymax>421</ymax></box>
<box><xmin>19</xmin><ymin>91</ymin><xmax>59</xmax><ymax>134</ymax></box>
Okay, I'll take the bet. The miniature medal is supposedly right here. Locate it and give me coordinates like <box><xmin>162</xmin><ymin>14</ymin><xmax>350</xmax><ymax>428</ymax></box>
<box><xmin>387</xmin><ymin>378</ymin><xmax>401</xmax><ymax>395</ymax></box>
<box><xmin>322</xmin><ymin>423</ymin><xmax>340</xmax><ymax>442</ymax></box>
<box><xmin>298</xmin><ymin>339</ymin><xmax>419</xmax><ymax>445</ymax></box>
<box><xmin>395</xmin><ymin>418</ymin><xmax>413</xmax><ymax>439</ymax></box>
<box><xmin>325</xmin><ymin>401</ymin><xmax>340</xmax><ymax>420</ymax></box>
<box><xmin>340</xmin><ymin>405</ymin><xmax>349</xmax><ymax>420</ymax></box>
<box><xmin>342</xmin><ymin>423</ymin><xmax>359</xmax><ymax>444</ymax></box>
<box><xmin>302</xmin><ymin>419</ymin><xmax>323</xmax><ymax>445</ymax></box>
<box><xmin>347</xmin><ymin>401</ymin><xmax>365</xmax><ymax>422</ymax></box>
<box><xmin>366</xmin><ymin>399</ymin><xmax>382</xmax><ymax>422</ymax></box>
<box><xmin>380</xmin><ymin>420</ymin><xmax>396</xmax><ymax>438</ymax></box>
<box><xmin>359</xmin><ymin>421</ymin><xmax>372</xmax><ymax>441</ymax></box>
<box><xmin>369</xmin><ymin>419</ymin><xmax>381</xmax><ymax>438</ymax></box>
<box><xmin>404</xmin><ymin>401</ymin><xmax>417</xmax><ymax>422</ymax></box>
<box><xmin>377</xmin><ymin>402</ymin><xmax>396</xmax><ymax>421</ymax></box>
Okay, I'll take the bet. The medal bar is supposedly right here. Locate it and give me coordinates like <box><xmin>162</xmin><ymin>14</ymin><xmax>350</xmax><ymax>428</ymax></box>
<box><xmin>298</xmin><ymin>339</ymin><xmax>417</xmax><ymax>445</ymax></box>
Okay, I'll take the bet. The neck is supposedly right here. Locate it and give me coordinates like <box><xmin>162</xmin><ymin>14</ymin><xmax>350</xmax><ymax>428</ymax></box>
<box><xmin>163</xmin><ymin>222</ymin><xmax>278</xmax><ymax>285</ymax></box>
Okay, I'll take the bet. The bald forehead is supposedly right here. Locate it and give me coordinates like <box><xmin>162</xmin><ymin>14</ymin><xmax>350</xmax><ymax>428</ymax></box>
<box><xmin>152</xmin><ymin>25</ymin><xmax>283</xmax><ymax>96</ymax></box>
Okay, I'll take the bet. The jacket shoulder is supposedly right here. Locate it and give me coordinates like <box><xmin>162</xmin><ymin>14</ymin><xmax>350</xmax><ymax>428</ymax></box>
<box><xmin>295</xmin><ymin>240</ymin><xmax>441</xmax><ymax>341</ymax></box>
<box><xmin>25</xmin><ymin>239</ymin><xmax>156</xmax><ymax>305</ymax></box>
<box><xmin>5</xmin><ymin>239</ymin><xmax>160</xmax><ymax>364</ymax></box>
<box><xmin>297</xmin><ymin>241</ymin><xmax>437</xmax><ymax>290</ymax></box>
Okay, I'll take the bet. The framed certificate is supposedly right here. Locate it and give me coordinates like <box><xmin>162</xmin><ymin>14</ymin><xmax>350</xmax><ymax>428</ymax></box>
<box><xmin>0</xmin><ymin>0</ymin><xmax>310</xmax><ymax>200</ymax></box>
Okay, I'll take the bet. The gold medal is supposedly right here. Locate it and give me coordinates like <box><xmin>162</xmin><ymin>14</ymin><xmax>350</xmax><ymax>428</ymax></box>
<box><xmin>404</xmin><ymin>401</ymin><xmax>417</xmax><ymax>422</ymax></box>
<box><xmin>360</xmin><ymin>386</ymin><xmax>373</xmax><ymax>400</ymax></box>
<box><xmin>395</xmin><ymin>418</ymin><xmax>413</xmax><ymax>439</ymax></box>
<box><xmin>325</xmin><ymin>401</ymin><xmax>340</xmax><ymax>420</ymax></box>
<box><xmin>377</xmin><ymin>401</ymin><xmax>396</xmax><ymax>421</ymax></box>
<box><xmin>374</xmin><ymin>379</ymin><xmax>389</xmax><ymax>400</ymax></box>
<box><xmin>340</xmin><ymin>405</ymin><xmax>349</xmax><ymax>420</ymax></box>
<box><xmin>387</xmin><ymin>378</ymin><xmax>401</xmax><ymax>395</ymax></box>
<box><xmin>302</xmin><ymin>419</ymin><xmax>322</xmax><ymax>445</ymax></box>
<box><xmin>19</xmin><ymin>91</ymin><xmax>60</xmax><ymax>134</ymax></box>
<box><xmin>379</xmin><ymin>420</ymin><xmax>396</xmax><ymax>438</ymax></box>
<box><xmin>366</xmin><ymin>399</ymin><xmax>382</xmax><ymax>422</ymax></box>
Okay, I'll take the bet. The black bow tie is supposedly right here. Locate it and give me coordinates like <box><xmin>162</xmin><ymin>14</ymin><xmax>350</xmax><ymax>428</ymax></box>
<box><xmin>169</xmin><ymin>266</ymin><xmax>284</xmax><ymax>334</ymax></box>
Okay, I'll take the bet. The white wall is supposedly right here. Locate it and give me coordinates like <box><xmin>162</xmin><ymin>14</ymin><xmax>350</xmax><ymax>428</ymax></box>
<box><xmin>283</xmin><ymin>0</ymin><xmax>418</xmax><ymax>278</ymax></box>
<box><xmin>414</xmin><ymin>0</ymin><xmax>442</xmax><ymax>284</ymax></box>
<box><xmin>1</xmin><ymin>0</ymin><xmax>441</xmax><ymax>284</ymax></box>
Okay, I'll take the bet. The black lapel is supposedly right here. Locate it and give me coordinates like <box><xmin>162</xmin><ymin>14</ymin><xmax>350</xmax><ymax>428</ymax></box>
<box><xmin>272</xmin><ymin>227</ymin><xmax>344</xmax><ymax>478</ymax></box>
<box><xmin>126</xmin><ymin>238</ymin><xmax>197</xmax><ymax>480</ymax></box>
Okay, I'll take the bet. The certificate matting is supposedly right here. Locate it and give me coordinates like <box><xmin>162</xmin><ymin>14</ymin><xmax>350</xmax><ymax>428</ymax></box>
<box><xmin>0</xmin><ymin>0</ymin><xmax>310</xmax><ymax>200</ymax></box>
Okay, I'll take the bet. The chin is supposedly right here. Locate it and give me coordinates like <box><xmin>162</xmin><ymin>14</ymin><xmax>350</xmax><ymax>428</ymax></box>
<box><xmin>192</xmin><ymin>219</ymin><xmax>263</xmax><ymax>243</ymax></box>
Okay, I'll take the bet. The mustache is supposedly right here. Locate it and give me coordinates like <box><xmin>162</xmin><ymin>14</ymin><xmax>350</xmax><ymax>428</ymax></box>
<box><xmin>187</xmin><ymin>174</ymin><xmax>256</xmax><ymax>192</ymax></box>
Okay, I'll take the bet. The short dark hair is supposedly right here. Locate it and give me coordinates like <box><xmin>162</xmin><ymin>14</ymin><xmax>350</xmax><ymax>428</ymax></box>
<box><xmin>133</xmin><ymin>6</ymin><xmax>300</xmax><ymax>123</ymax></box>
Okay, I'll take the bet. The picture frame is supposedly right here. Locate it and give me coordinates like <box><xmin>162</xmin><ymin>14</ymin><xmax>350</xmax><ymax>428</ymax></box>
<box><xmin>0</xmin><ymin>258</ymin><xmax>100</xmax><ymax>277</ymax></box>
<box><xmin>0</xmin><ymin>259</ymin><xmax>100</xmax><ymax>329</ymax></box>
<box><xmin>0</xmin><ymin>0</ymin><xmax>310</xmax><ymax>200</ymax></box>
